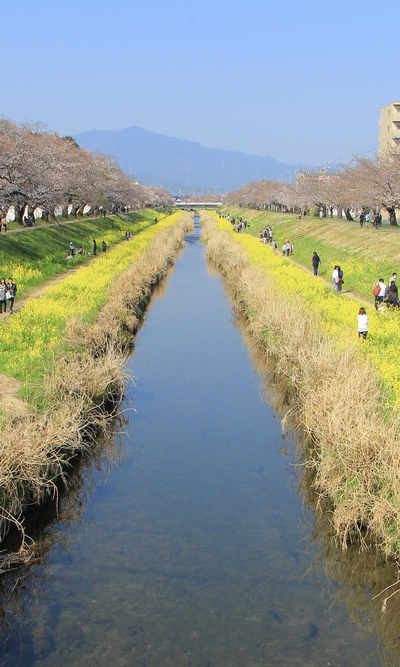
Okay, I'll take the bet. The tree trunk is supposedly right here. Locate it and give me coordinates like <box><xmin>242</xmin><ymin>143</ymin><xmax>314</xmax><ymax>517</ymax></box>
<box><xmin>14</xmin><ymin>205</ymin><xmax>24</xmax><ymax>224</ymax></box>
<box><xmin>345</xmin><ymin>208</ymin><xmax>354</xmax><ymax>221</ymax></box>
<box><xmin>386</xmin><ymin>206</ymin><xmax>398</xmax><ymax>226</ymax></box>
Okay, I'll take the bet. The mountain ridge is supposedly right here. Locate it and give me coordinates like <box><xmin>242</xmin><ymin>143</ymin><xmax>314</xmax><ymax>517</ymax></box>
<box><xmin>73</xmin><ymin>125</ymin><xmax>304</xmax><ymax>194</ymax></box>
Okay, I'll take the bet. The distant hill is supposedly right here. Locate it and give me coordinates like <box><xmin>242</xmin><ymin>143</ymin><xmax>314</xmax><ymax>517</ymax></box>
<box><xmin>73</xmin><ymin>126</ymin><xmax>303</xmax><ymax>195</ymax></box>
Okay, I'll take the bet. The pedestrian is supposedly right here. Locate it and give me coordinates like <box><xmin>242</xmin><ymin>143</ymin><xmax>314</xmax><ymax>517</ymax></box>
<box><xmin>357</xmin><ymin>307</ymin><xmax>369</xmax><ymax>339</ymax></box>
<box><xmin>389</xmin><ymin>272</ymin><xmax>397</xmax><ymax>285</ymax></box>
<box><xmin>69</xmin><ymin>241</ymin><xmax>75</xmax><ymax>256</ymax></box>
<box><xmin>102</xmin><ymin>240</ymin><xmax>107</xmax><ymax>252</ymax></box>
<box><xmin>311</xmin><ymin>252</ymin><xmax>321</xmax><ymax>276</ymax></box>
<box><xmin>332</xmin><ymin>266</ymin><xmax>340</xmax><ymax>293</ymax></box>
<box><xmin>384</xmin><ymin>280</ymin><xmax>400</xmax><ymax>307</ymax></box>
<box><xmin>359</xmin><ymin>212</ymin><xmax>365</xmax><ymax>227</ymax></box>
<box><xmin>5</xmin><ymin>278</ymin><xmax>17</xmax><ymax>314</ymax></box>
<box><xmin>92</xmin><ymin>239</ymin><xmax>97</xmax><ymax>256</ymax></box>
<box><xmin>338</xmin><ymin>266</ymin><xmax>344</xmax><ymax>292</ymax></box>
<box><xmin>374</xmin><ymin>278</ymin><xmax>387</xmax><ymax>310</ymax></box>
<box><xmin>0</xmin><ymin>278</ymin><xmax>6</xmax><ymax>313</ymax></box>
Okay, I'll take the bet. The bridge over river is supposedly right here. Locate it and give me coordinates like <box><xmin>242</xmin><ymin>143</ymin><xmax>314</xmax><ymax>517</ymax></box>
<box><xmin>174</xmin><ymin>201</ymin><xmax>222</xmax><ymax>209</ymax></box>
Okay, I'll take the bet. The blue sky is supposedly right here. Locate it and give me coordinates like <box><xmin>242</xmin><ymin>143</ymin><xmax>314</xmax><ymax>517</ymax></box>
<box><xmin>3</xmin><ymin>0</ymin><xmax>398</xmax><ymax>167</ymax></box>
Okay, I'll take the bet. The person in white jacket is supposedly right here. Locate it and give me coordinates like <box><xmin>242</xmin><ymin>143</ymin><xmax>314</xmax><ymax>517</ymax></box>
<box><xmin>357</xmin><ymin>307</ymin><xmax>369</xmax><ymax>339</ymax></box>
<box><xmin>332</xmin><ymin>266</ymin><xmax>339</xmax><ymax>293</ymax></box>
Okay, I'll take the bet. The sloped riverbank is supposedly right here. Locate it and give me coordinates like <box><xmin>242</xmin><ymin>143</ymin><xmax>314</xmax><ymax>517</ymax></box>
<box><xmin>202</xmin><ymin>212</ymin><xmax>400</xmax><ymax>569</ymax></box>
<box><xmin>0</xmin><ymin>212</ymin><xmax>386</xmax><ymax>666</ymax></box>
<box><xmin>0</xmin><ymin>212</ymin><xmax>192</xmax><ymax>570</ymax></box>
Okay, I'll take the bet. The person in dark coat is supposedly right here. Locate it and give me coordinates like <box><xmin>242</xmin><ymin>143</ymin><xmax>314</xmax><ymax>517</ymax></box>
<box><xmin>384</xmin><ymin>280</ymin><xmax>400</xmax><ymax>307</ymax></box>
<box><xmin>311</xmin><ymin>252</ymin><xmax>321</xmax><ymax>276</ymax></box>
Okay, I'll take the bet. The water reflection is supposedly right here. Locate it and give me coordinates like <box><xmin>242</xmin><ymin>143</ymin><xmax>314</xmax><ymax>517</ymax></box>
<box><xmin>0</xmin><ymin>422</ymin><xmax>128</xmax><ymax>648</ymax></box>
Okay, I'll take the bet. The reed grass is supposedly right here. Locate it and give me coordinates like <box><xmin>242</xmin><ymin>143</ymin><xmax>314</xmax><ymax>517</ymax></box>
<box><xmin>0</xmin><ymin>212</ymin><xmax>192</xmax><ymax>570</ymax></box>
<box><xmin>202</xmin><ymin>212</ymin><xmax>400</xmax><ymax>562</ymax></box>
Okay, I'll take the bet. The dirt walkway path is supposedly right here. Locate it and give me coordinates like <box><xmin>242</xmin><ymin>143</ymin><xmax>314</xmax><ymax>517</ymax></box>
<box><xmin>0</xmin><ymin>257</ymin><xmax>94</xmax><ymax>322</ymax></box>
<box><xmin>0</xmin><ymin>239</ymin><xmax>373</xmax><ymax>325</ymax></box>
<box><xmin>289</xmin><ymin>256</ymin><xmax>371</xmax><ymax>306</ymax></box>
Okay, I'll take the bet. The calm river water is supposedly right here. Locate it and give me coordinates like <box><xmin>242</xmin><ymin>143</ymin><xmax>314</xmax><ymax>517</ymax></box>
<box><xmin>0</xmin><ymin>216</ymin><xmax>398</xmax><ymax>666</ymax></box>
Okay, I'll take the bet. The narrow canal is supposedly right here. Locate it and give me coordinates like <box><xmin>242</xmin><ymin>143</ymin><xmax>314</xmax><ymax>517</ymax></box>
<box><xmin>0</xmin><ymin>216</ymin><xmax>394</xmax><ymax>665</ymax></box>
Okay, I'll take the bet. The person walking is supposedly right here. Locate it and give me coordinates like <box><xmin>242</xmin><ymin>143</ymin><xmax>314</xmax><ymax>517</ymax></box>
<box><xmin>332</xmin><ymin>266</ymin><xmax>340</xmax><ymax>293</ymax></box>
<box><xmin>92</xmin><ymin>239</ymin><xmax>97</xmax><ymax>256</ymax></box>
<box><xmin>102</xmin><ymin>240</ymin><xmax>107</xmax><ymax>252</ymax></box>
<box><xmin>357</xmin><ymin>308</ymin><xmax>369</xmax><ymax>339</ymax></box>
<box><xmin>338</xmin><ymin>266</ymin><xmax>344</xmax><ymax>292</ymax></box>
<box><xmin>0</xmin><ymin>278</ymin><xmax>6</xmax><ymax>313</ymax></box>
<box><xmin>6</xmin><ymin>278</ymin><xmax>17</xmax><ymax>314</ymax></box>
<box><xmin>374</xmin><ymin>278</ymin><xmax>387</xmax><ymax>310</ymax></box>
<box><xmin>359</xmin><ymin>212</ymin><xmax>365</xmax><ymax>227</ymax></box>
<box><xmin>311</xmin><ymin>252</ymin><xmax>321</xmax><ymax>276</ymax></box>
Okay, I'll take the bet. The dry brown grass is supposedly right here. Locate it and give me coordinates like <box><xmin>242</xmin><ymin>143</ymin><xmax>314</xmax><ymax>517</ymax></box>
<box><xmin>0</xmin><ymin>375</ymin><xmax>29</xmax><ymax>425</ymax></box>
<box><xmin>202</xmin><ymin>212</ymin><xmax>400</xmax><ymax>561</ymax></box>
<box><xmin>0</xmin><ymin>214</ymin><xmax>192</xmax><ymax>570</ymax></box>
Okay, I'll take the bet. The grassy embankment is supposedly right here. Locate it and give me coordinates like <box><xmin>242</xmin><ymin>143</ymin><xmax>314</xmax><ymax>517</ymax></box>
<box><xmin>203</xmin><ymin>209</ymin><xmax>400</xmax><ymax>565</ymax></box>
<box><xmin>219</xmin><ymin>207</ymin><xmax>400</xmax><ymax>402</ymax></box>
<box><xmin>0</xmin><ymin>210</ymin><xmax>192</xmax><ymax>569</ymax></box>
<box><xmin>0</xmin><ymin>208</ymin><xmax>167</xmax><ymax>296</ymax></box>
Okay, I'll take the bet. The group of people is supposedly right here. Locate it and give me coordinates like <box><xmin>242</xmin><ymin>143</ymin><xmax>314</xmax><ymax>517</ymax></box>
<box><xmin>311</xmin><ymin>253</ymin><xmax>345</xmax><ymax>293</ymax></box>
<box><xmin>373</xmin><ymin>274</ymin><xmax>399</xmax><ymax>310</ymax></box>
<box><xmin>0</xmin><ymin>277</ymin><xmax>17</xmax><ymax>314</ymax></box>
<box><xmin>357</xmin><ymin>272</ymin><xmax>399</xmax><ymax>340</ymax></box>
<box><xmin>359</xmin><ymin>212</ymin><xmax>382</xmax><ymax>228</ymax></box>
<box><xmin>282</xmin><ymin>241</ymin><xmax>294</xmax><ymax>256</ymax></box>
<box><xmin>332</xmin><ymin>265</ymin><xmax>344</xmax><ymax>293</ymax></box>
<box><xmin>64</xmin><ymin>239</ymin><xmax>106</xmax><ymax>260</ymax></box>
<box><xmin>234</xmin><ymin>219</ymin><xmax>249</xmax><ymax>233</ymax></box>
<box><xmin>259</xmin><ymin>226</ymin><xmax>274</xmax><ymax>244</ymax></box>
<box><xmin>259</xmin><ymin>226</ymin><xmax>278</xmax><ymax>250</ymax></box>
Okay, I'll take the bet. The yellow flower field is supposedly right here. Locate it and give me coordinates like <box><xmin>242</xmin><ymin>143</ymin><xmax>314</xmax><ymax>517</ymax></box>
<box><xmin>218</xmin><ymin>218</ymin><xmax>400</xmax><ymax>404</ymax></box>
<box><xmin>0</xmin><ymin>212</ymin><xmax>183</xmax><ymax>382</ymax></box>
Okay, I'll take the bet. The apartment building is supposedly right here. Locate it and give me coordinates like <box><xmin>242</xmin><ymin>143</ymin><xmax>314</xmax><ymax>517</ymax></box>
<box><xmin>379</xmin><ymin>101</ymin><xmax>400</xmax><ymax>153</ymax></box>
